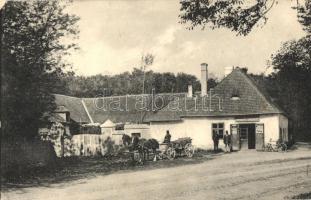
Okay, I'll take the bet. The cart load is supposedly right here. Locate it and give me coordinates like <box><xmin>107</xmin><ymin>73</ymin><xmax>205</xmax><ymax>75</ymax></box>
<box><xmin>159</xmin><ymin>137</ymin><xmax>195</xmax><ymax>160</ymax></box>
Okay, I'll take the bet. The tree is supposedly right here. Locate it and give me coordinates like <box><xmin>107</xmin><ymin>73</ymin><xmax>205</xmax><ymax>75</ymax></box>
<box><xmin>298</xmin><ymin>0</ymin><xmax>311</xmax><ymax>33</ymax></box>
<box><xmin>270</xmin><ymin>36</ymin><xmax>311</xmax><ymax>141</ymax></box>
<box><xmin>55</xmin><ymin>68</ymin><xmax>217</xmax><ymax>97</ymax></box>
<box><xmin>176</xmin><ymin>72</ymin><xmax>200</xmax><ymax>92</ymax></box>
<box><xmin>179</xmin><ymin>0</ymin><xmax>311</xmax><ymax>35</ymax></box>
<box><xmin>1</xmin><ymin>1</ymin><xmax>79</xmax><ymax>139</ymax></box>
<box><xmin>141</xmin><ymin>53</ymin><xmax>155</xmax><ymax>94</ymax></box>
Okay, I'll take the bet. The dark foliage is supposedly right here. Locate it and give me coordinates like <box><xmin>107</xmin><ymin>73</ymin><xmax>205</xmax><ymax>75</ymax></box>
<box><xmin>179</xmin><ymin>0</ymin><xmax>311</xmax><ymax>36</ymax></box>
<box><xmin>292</xmin><ymin>192</ymin><xmax>311</xmax><ymax>199</ymax></box>
<box><xmin>179</xmin><ymin>0</ymin><xmax>277</xmax><ymax>35</ymax></box>
<box><xmin>1</xmin><ymin>1</ymin><xmax>79</xmax><ymax>139</ymax></box>
<box><xmin>56</xmin><ymin>68</ymin><xmax>218</xmax><ymax>97</ymax></box>
<box><xmin>249</xmin><ymin>36</ymin><xmax>311</xmax><ymax>141</ymax></box>
<box><xmin>1</xmin><ymin>139</ymin><xmax>57</xmax><ymax>181</ymax></box>
<box><xmin>270</xmin><ymin>36</ymin><xmax>311</xmax><ymax>141</ymax></box>
<box><xmin>297</xmin><ymin>0</ymin><xmax>311</xmax><ymax>34</ymax></box>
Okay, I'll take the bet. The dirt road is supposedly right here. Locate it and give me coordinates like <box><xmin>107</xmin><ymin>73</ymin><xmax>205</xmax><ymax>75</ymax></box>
<box><xmin>2</xmin><ymin>150</ymin><xmax>311</xmax><ymax>200</ymax></box>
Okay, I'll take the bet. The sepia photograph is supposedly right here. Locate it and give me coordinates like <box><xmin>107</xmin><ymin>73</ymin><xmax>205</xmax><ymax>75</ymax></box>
<box><xmin>1</xmin><ymin>0</ymin><xmax>311</xmax><ymax>199</ymax></box>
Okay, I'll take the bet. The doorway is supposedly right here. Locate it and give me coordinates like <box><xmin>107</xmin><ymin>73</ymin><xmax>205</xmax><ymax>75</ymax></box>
<box><xmin>239</xmin><ymin>124</ymin><xmax>256</xmax><ymax>149</ymax></box>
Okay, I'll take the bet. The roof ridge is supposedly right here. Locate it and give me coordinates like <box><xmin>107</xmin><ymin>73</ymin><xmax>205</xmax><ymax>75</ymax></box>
<box><xmin>54</xmin><ymin>93</ymin><xmax>82</xmax><ymax>99</ymax></box>
<box><xmin>212</xmin><ymin>68</ymin><xmax>236</xmax><ymax>91</ymax></box>
<box><xmin>82</xmin><ymin>92</ymin><xmax>187</xmax><ymax>100</ymax></box>
<box><xmin>81</xmin><ymin>99</ymin><xmax>94</xmax><ymax>123</ymax></box>
<box><xmin>235</xmin><ymin>69</ymin><xmax>283</xmax><ymax>114</ymax></box>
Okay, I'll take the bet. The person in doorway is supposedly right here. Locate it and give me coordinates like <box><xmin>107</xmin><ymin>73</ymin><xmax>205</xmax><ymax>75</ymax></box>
<box><xmin>80</xmin><ymin>143</ymin><xmax>84</xmax><ymax>156</ymax></box>
<box><xmin>224</xmin><ymin>131</ymin><xmax>230</xmax><ymax>152</ymax></box>
<box><xmin>163</xmin><ymin>130</ymin><xmax>171</xmax><ymax>143</ymax></box>
<box><xmin>212</xmin><ymin>130</ymin><xmax>219</xmax><ymax>151</ymax></box>
<box><xmin>229</xmin><ymin>132</ymin><xmax>233</xmax><ymax>152</ymax></box>
<box><xmin>132</xmin><ymin>135</ymin><xmax>140</xmax><ymax>151</ymax></box>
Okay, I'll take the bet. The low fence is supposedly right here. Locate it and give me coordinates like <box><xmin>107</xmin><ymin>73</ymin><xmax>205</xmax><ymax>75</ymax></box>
<box><xmin>71</xmin><ymin>133</ymin><xmax>123</xmax><ymax>156</ymax></box>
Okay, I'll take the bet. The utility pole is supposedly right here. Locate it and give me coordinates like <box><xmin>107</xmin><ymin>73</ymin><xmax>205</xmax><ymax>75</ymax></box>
<box><xmin>142</xmin><ymin>55</ymin><xmax>146</xmax><ymax>94</ymax></box>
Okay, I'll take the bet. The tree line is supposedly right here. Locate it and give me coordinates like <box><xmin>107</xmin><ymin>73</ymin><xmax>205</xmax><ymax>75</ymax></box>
<box><xmin>57</xmin><ymin>69</ymin><xmax>218</xmax><ymax>97</ymax></box>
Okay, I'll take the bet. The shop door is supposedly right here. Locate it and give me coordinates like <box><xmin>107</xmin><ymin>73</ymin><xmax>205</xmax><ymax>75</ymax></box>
<box><xmin>239</xmin><ymin>127</ymin><xmax>248</xmax><ymax>149</ymax></box>
<box><xmin>255</xmin><ymin>124</ymin><xmax>265</xmax><ymax>151</ymax></box>
<box><xmin>248</xmin><ymin>124</ymin><xmax>256</xmax><ymax>149</ymax></box>
<box><xmin>230</xmin><ymin>124</ymin><xmax>240</xmax><ymax>151</ymax></box>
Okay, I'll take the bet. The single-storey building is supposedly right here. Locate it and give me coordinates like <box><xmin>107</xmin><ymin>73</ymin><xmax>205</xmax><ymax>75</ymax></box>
<box><xmin>52</xmin><ymin>64</ymin><xmax>289</xmax><ymax>151</ymax></box>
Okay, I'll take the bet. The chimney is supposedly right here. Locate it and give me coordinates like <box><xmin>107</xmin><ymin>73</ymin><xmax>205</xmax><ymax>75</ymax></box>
<box><xmin>225</xmin><ymin>66</ymin><xmax>234</xmax><ymax>77</ymax></box>
<box><xmin>187</xmin><ymin>85</ymin><xmax>193</xmax><ymax>98</ymax></box>
<box><xmin>200</xmin><ymin>63</ymin><xmax>208</xmax><ymax>96</ymax></box>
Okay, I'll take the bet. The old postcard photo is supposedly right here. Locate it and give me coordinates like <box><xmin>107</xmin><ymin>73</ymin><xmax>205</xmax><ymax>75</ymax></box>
<box><xmin>1</xmin><ymin>0</ymin><xmax>311</xmax><ymax>199</ymax></box>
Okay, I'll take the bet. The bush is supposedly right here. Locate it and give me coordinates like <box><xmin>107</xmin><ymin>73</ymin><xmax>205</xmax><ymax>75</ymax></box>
<box><xmin>1</xmin><ymin>138</ymin><xmax>57</xmax><ymax>180</ymax></box>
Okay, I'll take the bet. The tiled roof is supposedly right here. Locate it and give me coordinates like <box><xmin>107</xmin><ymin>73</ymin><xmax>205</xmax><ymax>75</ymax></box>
<box><xmin>53</xmin><ymin>68</ymin><xmax>285</xmax><ymax>124</ymax></box>
<box><xmin>81</xmin><ymin>93</ymin><xmax>184</xmax><ymax>124</ymax></box>
<box><xmin>54</xmin><ymin>94</ymin><xmax>91</xmax><ymax>123</ymax></box>
<box><xmin>48</xmin><ymin>113</ymin><xmax>66</xmax><ymax>123</ymax></box>
<box><xmin>144</xmin><ymin>68</ymin><xmax>284</xmax><ymax>121</ymax></box>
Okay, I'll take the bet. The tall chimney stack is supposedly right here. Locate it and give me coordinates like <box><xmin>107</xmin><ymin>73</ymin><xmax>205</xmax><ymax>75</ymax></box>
<box><xmin>200</xmin><ymin>63</ymin><xmax>208</xmax><ymax>96</ymax></box>
<box><xmin>187</xmin><ymin>84</ymin><xmax>193</xmax><ymax>98</ymax></box>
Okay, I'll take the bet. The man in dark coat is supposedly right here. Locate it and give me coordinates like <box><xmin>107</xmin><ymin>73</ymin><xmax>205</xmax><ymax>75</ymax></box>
<box><xmin>229</xmin><ymin>132</ymin><xmax>233</xmax><ymax>152</ymax></box>
<box><xmin>223</xmin><ymin>131</ymin><xmax>230</xmax><ymax>152</ymax></box>
<box><xmin>212</xmin><ymin>130</ymin><xmax>219</xmax><ymax>151</ymax></box>
<box><xmin>163</xmin><ymin>130</ymin><xmax>171</xmax><ymax>143</ymax></box>
<box><xmin>132</xmin><ymin>135</ymin><xmax>140</xmax><ymax>151</ymax></box>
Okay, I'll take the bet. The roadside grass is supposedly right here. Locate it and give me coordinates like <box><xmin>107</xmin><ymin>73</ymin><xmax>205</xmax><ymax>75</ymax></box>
<box><xmin>1</xmin><ymin>150</ymin><xmax>223</xmax><ymax>190</ymax></box>
<box><xmin>292</xmin><ymin>192</ymin><xmax>311</xmax><ymax>199</ymax></box>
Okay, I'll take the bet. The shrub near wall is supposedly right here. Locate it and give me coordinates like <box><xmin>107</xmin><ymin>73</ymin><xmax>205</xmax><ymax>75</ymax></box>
<box><xmin>1</xmin><ymin>138</ymin><xmax>57</xmax><ymax>180</ymax></box>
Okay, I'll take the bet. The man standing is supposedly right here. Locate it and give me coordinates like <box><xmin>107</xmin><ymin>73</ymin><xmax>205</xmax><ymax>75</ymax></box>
<box><xmin>229</xmin><ymin>132</ymin><xmax>233</xmax><ymax>152</ymax></box>
<box><xmin>212</xmin><ymin>130</ymin><xmax>219</xmax><ymax>151</ymax></box>
<box><xmin>224</xmin><ymin>131</ymin><xmax>230</xmax><ymax>152</ymax></box>
<box><xmin>132</xmin><ymin>135</ymin><xmax>140</xmax><ymax>151</ymax></box>
<box><xmin>163</xmin><ymin>130</ymin><xmax>171</xmax><ymax>143</ymax></box>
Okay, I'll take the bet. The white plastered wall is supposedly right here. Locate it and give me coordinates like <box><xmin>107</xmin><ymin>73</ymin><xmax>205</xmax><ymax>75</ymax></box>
<box><xmin>150</xmin><ymin>117</ymin><xmax>236</xmax><ymax>149</ymax></box>
<box><xmin>259</xmin><ymin>114</ymin><xmax>279</xmax><ymax>144</ymax></box>
<box><xmin>149</xmin><ymin>114</ymin><xmax>285</xmax><ymax>149</ymax></box>
<box><xmin>279</xmin><ymin>114</ymin><xmax>289</xmax><ymax>142</ymax></box>
<box><xmin>149</xmin><ymin>121</ymin><xmax>186</xmax><ymax>143</ymax></box>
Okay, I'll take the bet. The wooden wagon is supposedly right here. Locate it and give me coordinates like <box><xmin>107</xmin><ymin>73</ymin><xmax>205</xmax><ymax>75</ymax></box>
<box><xmin>159</xmin><ymin>137</ymin><xmax>195</xmax><ymax>160</ymax></box>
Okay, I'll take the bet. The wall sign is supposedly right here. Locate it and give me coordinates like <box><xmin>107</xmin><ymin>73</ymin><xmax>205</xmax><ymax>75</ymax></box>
<box><xmin>235</xmin><ymin>118</ymin><xmax>260</xmax><ymax>122</ymax></box>
<box><xmin>256</xmin><ymin>124</ymin><xmax>264</xmax><ymax>134</ymax></box>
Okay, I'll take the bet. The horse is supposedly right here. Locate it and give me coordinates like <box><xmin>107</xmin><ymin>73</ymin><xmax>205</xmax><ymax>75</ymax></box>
<box><xmin>122</xmin><ymin>134</ymin><xmax>132</xmax><ymax>146</ymax></box>
<box><xmin>136</xmin><ymin>138</ymin><xmax>159</xmax><ymax>162</ymax></box>
<box><xmin>139</xmin><ymin>138</ymin><xmax>159</xmax><ymax>161</ymax></box>
<box><xmin>121</xmin><ymin>134</ymin><xmax>159</xmax><ymax>162</ymax></box>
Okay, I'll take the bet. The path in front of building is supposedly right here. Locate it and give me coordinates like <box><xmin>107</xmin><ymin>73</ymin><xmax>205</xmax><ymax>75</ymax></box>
<box><xmin>2</xmin><ymin>149</ymin><xmax>311</xmax><ymax>200</ymax></box>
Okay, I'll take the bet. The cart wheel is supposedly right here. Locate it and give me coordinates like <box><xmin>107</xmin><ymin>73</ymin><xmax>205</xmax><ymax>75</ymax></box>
<box><xmin>166</xmin><ymin>147</ymin><xmax>176</xmax><ymax>160</ymax></box>
<box><xmin>185</xmin><ymin>143</ymin><xmax>194</xmax><ymax>158</ymax></box>
<box><xmin>278</xmin><ymin>144</ymin><xmax>287</xmax><ymax>152</ymax></box>
<box><xmin>283</xmin><ymin>144</ymin><xmax>287</xmax><ymax>152</ymax></box>
<box><xmin>133</xmin><ymin>152</ymin><xmax>142</xmax><ymax>163</ymax></box>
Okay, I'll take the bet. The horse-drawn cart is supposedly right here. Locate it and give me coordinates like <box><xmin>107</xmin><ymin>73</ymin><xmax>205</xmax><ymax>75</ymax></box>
<box><xmin>159</xmin><ymin>137</ymin><xmax>195</xmax><ymax>160</ymax></box>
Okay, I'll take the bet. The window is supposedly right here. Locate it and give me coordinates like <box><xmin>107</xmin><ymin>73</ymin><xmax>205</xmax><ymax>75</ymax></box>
<box><xmin>231</xmin><ymin>88</ymin><xmax>240</xmax><ymax>100</ymax></box>
<box><xmin>115</xmin><ymin>123</ymin><xmax>124</xmax><ymax>130</ymax></box>
<box><xmin>212</xmin><ymin>123</ymin><xmax>224</xmax><ymax>139</ymax></box>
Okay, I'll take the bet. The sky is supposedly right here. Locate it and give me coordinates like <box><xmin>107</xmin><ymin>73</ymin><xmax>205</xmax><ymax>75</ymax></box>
<box><xmin>66</xmin><ymin>0</ymin><xmax>306</xmax><ymax>79</ymax></box>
